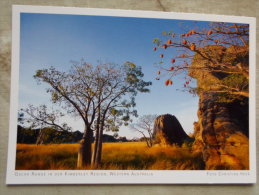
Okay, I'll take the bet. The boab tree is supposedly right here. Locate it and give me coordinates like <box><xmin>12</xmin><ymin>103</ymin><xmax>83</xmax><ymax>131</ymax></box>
<box><xmin>89</xmin><ymin>62</ymin><xmax>152</xmax><ymax>168</ymax></box>
<box><xmin>22</xmin><ymin>60</ymin><xmax>151</xmax><ymax>168</ymax></box>
<box><xmin>152</xmin><ymin>22</ymin><xmax>249</xmax><ymax>99</ymax></box>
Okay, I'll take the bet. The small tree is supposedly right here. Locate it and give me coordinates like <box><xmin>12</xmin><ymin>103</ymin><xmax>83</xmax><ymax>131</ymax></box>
<box><xmin>130</xmin><ymin>114</ymin><xmax>157</xmax><ymax>147</ymax></box>
<box><xmin>152</xmin><ymin>22</ymin><xmax>249</xmax><ymax>99</ymax></box>
<box><xmin>21</xmin><ymin>105</ymin><xmax>71</xmax><ymax>145</ymax></box>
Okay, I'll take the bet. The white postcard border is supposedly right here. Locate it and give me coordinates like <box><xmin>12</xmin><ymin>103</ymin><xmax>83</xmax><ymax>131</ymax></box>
<box><xmin>6</xmin><ymin>5</ymin><xmax>257</xmax><ymax>184</ymax></box>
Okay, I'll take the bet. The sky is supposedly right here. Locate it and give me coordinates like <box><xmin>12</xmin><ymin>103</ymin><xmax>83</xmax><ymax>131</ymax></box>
<box><xmin>19</xmin><ymin>13</ymin><xmax>212</xmax><ymax>139</ymax></box>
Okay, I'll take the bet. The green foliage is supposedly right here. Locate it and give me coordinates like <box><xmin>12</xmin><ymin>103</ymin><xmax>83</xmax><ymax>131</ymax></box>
<box><xmin>152</xmin><ymin>38</ymin><xmax>162</xmax><ymax>46</ymax></box>
<box><xmin>33</xmin><ymin>61</ymin><xmax>152</xmax><ymax>127</ymax></box>
<box><xmin>214</xmin><ymin>74</ymin><xmax>248</xmax><ymax>103</ymax></box>
<box><xmin>17</xmin><ymin>112</ymin><xmax>25</xmax><ymax>124</ymax></box>
<box><xmin>215</xmin><ymin>93</ymin><xmax>248</xmax><ymax>104</ymax></box>
<box><xmin>110</xmin><ymin>108</ymin><xmax>118</xmax><ymax>116</ymax></box>
<box><xmin>222</xmin><ymin>74</ymin><xmax>248</xmax><ymax>89</ymax></box>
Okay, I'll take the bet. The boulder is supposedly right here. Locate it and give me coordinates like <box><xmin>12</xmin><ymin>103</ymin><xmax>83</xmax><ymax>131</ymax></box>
<box><xmin>153</xmin><ymin>114</ymin><xmax>192</xmax><ymax>146</ymax></box>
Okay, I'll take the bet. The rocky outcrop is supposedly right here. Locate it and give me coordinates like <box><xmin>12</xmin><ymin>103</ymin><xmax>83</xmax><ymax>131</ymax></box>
<box><xmin>153</xmin><ymin>114</ymin><xmax>192</xmax><ymax>146</ymax></box>
<box><xmin>190</xmin><ymin>45</ymin><xmax>249</xmax><ymax>170</ymax></box>
<box><xmin>193</xmin><ymin>93</ymin><xmax>249</xmax><ymax>170</ymax></box>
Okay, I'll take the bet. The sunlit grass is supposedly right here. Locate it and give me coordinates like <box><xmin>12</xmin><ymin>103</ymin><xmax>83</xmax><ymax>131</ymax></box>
<box><xmin>16</xmin><ymin>142</ymin><xmax>205</xmax><ymax>170</ymax></box>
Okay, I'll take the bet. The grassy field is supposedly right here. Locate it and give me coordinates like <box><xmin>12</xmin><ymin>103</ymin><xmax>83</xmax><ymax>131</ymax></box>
<box><xmin>16</xmin><ymin>142</ymin><xmax>205</xmax><ymax>170</ymax></box>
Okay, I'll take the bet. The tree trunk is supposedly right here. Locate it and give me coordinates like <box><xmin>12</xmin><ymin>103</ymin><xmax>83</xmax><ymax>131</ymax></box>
<box><xmin>149</xmin><ymin>137</ymin><xmax>153</xmax><ymax>147</ymax></box>
<box><xmin>77</xmin><ymin>126</ymin><xmax>93</xmax><ymax>169</ymax></box>
<box><xmin>91</xmin><ymin>125</ymin><xmax>99</xmax><ymax>165</ymax></box>
<box><xmin>36</xmin><ymin>129</ymin><xmax>45</xmax><ymax>145</ymax></box>
<box><xmin>143</xmin><ymin>136</ymin><xmax>151</xmax><ymax>147</ymax></box>
<box><xmin>94</xmin><ymin>121</ymin><xmax>104</xmax><ymax>168</ymax></box>
<box><xmin>92</xmin><ymin>104</ymin><xmax>101</xmax><ymax>167</ymax></box>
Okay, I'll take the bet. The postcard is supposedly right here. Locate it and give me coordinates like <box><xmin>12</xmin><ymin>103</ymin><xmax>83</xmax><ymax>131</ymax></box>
<box><xmin>6</xmin><ymin>5</ymin><xmax>256</xmax><ymax>184</ymax></box>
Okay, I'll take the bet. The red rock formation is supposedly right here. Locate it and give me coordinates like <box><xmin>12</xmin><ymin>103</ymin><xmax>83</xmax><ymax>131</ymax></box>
<box><xmin>189</xmin><ymin>45</ymin><xmax>249</xmax><ymax>170</ymax></box>
<box><xmin>153</xmin><ymin>114</ymin><xmax>192</xmax><ymax>146</ymax></box>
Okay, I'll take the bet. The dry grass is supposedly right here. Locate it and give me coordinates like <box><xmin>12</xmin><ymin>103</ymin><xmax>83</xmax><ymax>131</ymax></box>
<box><xmin>16</xmin><ymin>142</ymin><xmax>205</xmax><ymax>170</ymax></box>
<box><xmin>16</xmin><ymin>144</ymin><xmax>79</xmax><ymax>170</ymax></box>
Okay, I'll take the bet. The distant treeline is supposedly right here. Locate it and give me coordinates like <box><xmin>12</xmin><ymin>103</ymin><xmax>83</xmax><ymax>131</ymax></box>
<box><xmin>17</xmin><ymin>125</ymin><xmax>129</xmax><ymax>144</ymax></box>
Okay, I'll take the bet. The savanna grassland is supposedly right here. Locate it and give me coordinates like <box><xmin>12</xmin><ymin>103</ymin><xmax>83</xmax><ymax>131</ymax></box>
<box><xmin>16</xmin><ymin>142</ymin><xmax>205</xmax><ymax>170</ymax></box>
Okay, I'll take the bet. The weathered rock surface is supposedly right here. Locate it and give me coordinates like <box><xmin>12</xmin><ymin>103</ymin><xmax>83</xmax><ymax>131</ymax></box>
<box><xmin>153</xmin><ymin>114</ymin><xmax>192</xmax><ymax>146</ymax></box>
<box><xmin>193</xmin><ymin>93</ymin><xmax>249</xmax><ymax>170</ymax></box>
<box><xmin>190</xmin><ymin>45</ymin><xmax>249</xmax><ymax>170</ymax></box>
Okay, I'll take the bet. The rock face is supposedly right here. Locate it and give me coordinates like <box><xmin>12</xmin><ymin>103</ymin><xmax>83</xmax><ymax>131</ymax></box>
<box><xmin>192</xmin><ymin>93</ymin><xmax>249</xmax><ymax>170</ymax></box>
<box><xmin>189</xmin><ymin>45</ymin><xmax>249</xmax><ymax>170</ymax></box>
<box><xmin>153</xmin><ymin>114</ymin><xmax>192</xmax><ymax>146</ymax></box>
